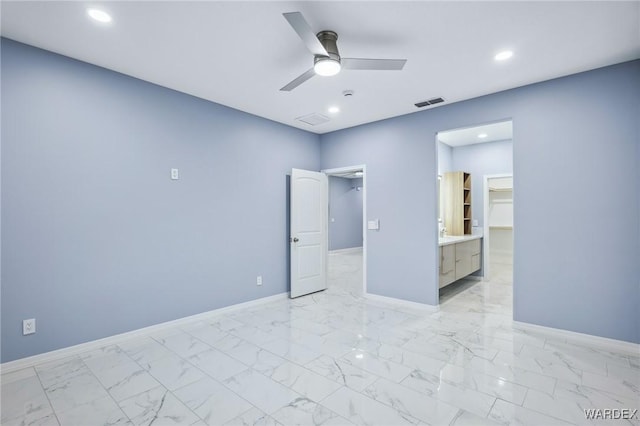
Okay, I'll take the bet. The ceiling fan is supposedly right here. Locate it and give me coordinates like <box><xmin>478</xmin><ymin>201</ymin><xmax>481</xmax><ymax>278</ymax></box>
<box><xmin>280</xmin><ymin>12</ymin><xmax>407</xmax><ymax>91</ymax></box>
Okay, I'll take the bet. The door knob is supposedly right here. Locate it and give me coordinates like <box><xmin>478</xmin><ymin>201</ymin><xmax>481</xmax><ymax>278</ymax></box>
<box><xmin>293</xmin><ymin>237</ymin><xmax>299</xmax><ymax>243</ymax></box>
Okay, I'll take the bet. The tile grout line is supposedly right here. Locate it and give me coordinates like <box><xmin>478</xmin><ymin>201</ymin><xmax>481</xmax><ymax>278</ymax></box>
<box><xmin>144</xmin><ymin>332</ymin><xmax>268</xmax><ymax>422</ymax></box>
<box><xmin>79</xmin><ymin>353</ymin><xmax>137</xmax><ymax>424</ymax></box>
<box><xmin>32</xmin><ymin>367</ymin><xmax>62</xmax><ymax>426</ymax></box>
<box><xmin>117</xmin><ymin>341</ymin><xmax>206</xmax><ymax>423</ymax></box>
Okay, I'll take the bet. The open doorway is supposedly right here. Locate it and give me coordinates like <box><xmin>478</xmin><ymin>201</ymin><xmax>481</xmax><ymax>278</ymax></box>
<box><xmin>484</xmin><ymin>175</ymin><xmax>513</xmax><ymax>283</ymax></box>
<box><xmin>322</xmin><ymin>165</ymin><xmax>366</xmax><ymax>296</ymax></box>
<box><xmin>435</xmin><ymin>120</ymin><xmax>513</xmax><ymax>304</ymax></box>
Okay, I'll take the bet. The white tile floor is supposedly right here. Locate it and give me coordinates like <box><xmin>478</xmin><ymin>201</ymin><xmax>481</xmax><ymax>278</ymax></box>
<box><xmin>2</xmin><ymin>249</ymin><xmax>639</xmax><ymax>425</ymax></box>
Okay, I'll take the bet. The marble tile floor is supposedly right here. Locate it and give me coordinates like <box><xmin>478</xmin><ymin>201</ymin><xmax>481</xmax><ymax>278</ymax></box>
<box><xmin>2</xmin><ymin>251</ymin><xmax>639</xmax><ymax>426</ymax></box>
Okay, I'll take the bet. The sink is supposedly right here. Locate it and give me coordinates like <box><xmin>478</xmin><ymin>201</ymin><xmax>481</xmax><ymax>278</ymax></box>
<box><xmin>439</xmin><ymin>236</ymin><xmax>465</xmax><ymax>244</ymax></box>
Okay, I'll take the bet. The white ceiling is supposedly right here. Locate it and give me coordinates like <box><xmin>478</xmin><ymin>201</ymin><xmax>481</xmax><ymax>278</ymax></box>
<box><xmin>438</xmin><ymin>120</ymin><xmax>513</xmax><ymax>147</ymax></box>
<box><xmin>2</xmin><ymin>1</ymin><xmax>639</xmax><ymax>134</ymax></box>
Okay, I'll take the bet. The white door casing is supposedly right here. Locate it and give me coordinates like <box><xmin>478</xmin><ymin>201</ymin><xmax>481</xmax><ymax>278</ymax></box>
<box><xmin>290</xmin><ymin>168</ymin><xmax>328</xmax><ymax>298</ymax></box>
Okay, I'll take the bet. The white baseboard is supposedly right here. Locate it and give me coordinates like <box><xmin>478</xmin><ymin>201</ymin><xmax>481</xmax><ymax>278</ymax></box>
<box><xmin>1</xmin><ymin>292</ymin><xmax>288</xmax><ymax>374</ymax></box>
<box><xmin>513</xmin><ymin>321</ymin><xmax>640</xmax><ymax>355</ymax></box>
<box><xmin>365</xmin><ymin>292</ymin><xmax>439</xmax><ymax>313</ymax></box>
<box><xmin>329</xmin><ymin>247</ymin><xmax>363</xmax><ymax>254</ymax></box>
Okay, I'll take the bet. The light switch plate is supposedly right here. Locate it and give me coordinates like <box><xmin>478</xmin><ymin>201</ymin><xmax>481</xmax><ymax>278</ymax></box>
<box><xmin>367</xmin><ymin>219</ymin><xmax>380</xmax><ymax>230</ymax></box>
<box><xmin>171</xmin><ymin>168</ymin><xmax>179</xmax><ymax>180</ymax></box>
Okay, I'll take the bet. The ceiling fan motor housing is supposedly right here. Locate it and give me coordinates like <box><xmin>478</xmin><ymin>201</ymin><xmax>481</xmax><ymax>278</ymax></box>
<box><xmin>315</xmin><ymin>30</ymin><xmax>340</xmax><ymax>63</ymax></box>
<box><xmin>280</xmin><ymin>12</ymin><xmax>407</xmax><ymax>91</ymax></box>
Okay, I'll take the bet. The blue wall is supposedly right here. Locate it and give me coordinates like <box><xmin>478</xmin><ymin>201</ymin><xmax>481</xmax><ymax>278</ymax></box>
<box><xmin>1</xmin><ymin>39</ymin><xmax>320</xmax><ymax>362</ymax></box>
<box><xmin>451</xmin><ymin>140</ymin><xmax>513</xmax><ymax>227</ymax></box>
<box><xmin>437</xmin><ymin>141</ymin><xmax>453</xmax><ymax>175</ymax></box>
<box><xmin>2</xmin><ymin>38</ymin><xmax>639</xmax><ymax>363</ymax></box>
<box><xmin>321</xmin><ymin>60</ymin><xmax>640</xmax><ymax>343</ymax></box>
<box><xmin>328</xmin><ymin>176</ymin><xmax>363</xmax><ymax>250</ymax></box>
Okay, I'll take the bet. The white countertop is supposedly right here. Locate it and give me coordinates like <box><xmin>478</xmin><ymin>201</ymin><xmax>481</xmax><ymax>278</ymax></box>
<box><xmin>438</xmin><ymin>233</ymin><xmax>483</xmax><ymax>247</ymax></box>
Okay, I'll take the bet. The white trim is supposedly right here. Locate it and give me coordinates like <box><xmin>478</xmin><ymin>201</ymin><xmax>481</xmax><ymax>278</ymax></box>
<box><xmin>321</xmin><ymin>165</ymin><xmax>365</xmax><ymax>176</ymax></box>
<box><xmin>483</xmin><ymin>173</ymin><xmax>513</xmax><ymax>280</ymax></box>
<box><xmin>322</xmin><ymin>164</ymin><xmax>367</xmax><ymax>295</ymax></box>
<box><xmin>435</xmin><ymin>143</ymin><xmax>442</xmax><ymax>306</ymax></box>
<box><xmin>365</xmin><ymin>292</ymin><xmax>440</xmax><ymax>313</ymax></box>
<box><xmin>513</xmin><ymin>321</ymin><xmax>640</xmax><ymax>355</ymax></box>
<box><xmin>329</xmin><ymin>247</ymin><xmax>363</xmax><ymax>254</ymax></box>
<box><xmin>362</xmin><ymin>165</ymin><xmax>367</xmax><ymax>295</ymax></box>
<box><xmin>1</xmin><ymin>292</ymin><xmax>288</xmax><ymax>374</ymax></box>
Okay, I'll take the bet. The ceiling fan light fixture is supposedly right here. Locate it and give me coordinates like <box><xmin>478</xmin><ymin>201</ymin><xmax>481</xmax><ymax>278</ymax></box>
<box><xmin>314</xmin><ymin>58</ymin><xmax>341</xmax><ymax>76</ymax></box>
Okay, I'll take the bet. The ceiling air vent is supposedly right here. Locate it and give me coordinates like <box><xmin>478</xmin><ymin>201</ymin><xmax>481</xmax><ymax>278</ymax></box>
<box><xmin>296</xmin><ymin>113</ymin><xmax>330</xmax><ymax>126</ymax></box>
<box><xmin>415</xmin><ymin>97</ymin><xmax>445</xmax><ymax>108</ymax></box>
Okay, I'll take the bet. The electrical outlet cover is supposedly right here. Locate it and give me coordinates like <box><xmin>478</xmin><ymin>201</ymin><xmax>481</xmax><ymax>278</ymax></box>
<box><xmin>23</xmin><ymin>318</ymin><xmax>36</xmax><ymax>335</ymax></box>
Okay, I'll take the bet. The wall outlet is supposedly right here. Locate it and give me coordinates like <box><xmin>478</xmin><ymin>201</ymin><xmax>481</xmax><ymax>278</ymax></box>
<box><xmin>23</xmin><ymin>318</ymin><xmax>36</xmax><ymax>335</ymax></box>
<box><xmin>256</xmin><ymin>276</ymin><xmax>263</xmax><ymax>286</ymax></box>
<box><xmin>171</xmin><ymin>168</ymin><xmax>179</xmax><ymax>180</ymax></box>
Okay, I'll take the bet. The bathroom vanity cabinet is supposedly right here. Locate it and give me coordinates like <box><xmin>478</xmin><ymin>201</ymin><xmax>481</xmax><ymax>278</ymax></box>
<box><xmin>439</xmin><ymin>236</ymin><xmax>481</xmax><ymax>288</ymax></box>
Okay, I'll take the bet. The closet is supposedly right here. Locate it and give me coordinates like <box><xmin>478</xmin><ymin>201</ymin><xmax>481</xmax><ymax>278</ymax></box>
<box><xmin>488</xmin><ymin>177</ymin><xmax>513</xmax><ymax>265</ymax></box>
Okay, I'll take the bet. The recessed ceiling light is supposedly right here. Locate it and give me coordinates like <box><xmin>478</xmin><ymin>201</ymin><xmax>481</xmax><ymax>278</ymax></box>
<box><xmin>494</xmin><ymin>50</ymin><xmax>513</xmax><ymax>61</ymax></box>
<box><xmin>87</xmin><ymin>8</ymin><xmax>112</xmax><ymax>23</ymax></box>
<box><xmin>328</xmin><ymin>106</ymin><xmax>340</xmax><ymax>114</ymax></box>
<box><xmin>478</xmin><ymin>133</ymin><xmax>488</xmax><ymax>139</ymax></box>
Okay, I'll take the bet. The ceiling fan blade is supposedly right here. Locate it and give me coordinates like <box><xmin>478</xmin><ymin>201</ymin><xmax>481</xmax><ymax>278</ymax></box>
<box><xmin>283</xmin><ymin>12</ymin><xmax>329</xmax><ymax>57</ymax></box>
<box><xmin>280</xmin><ymin>68</ymin><xmax>316</xmax><ymax>91</ymax></box>
<box><xmin>341</xmin><ymin>58</ymin><xmax>407</xmax><ymax>71</ymax></box>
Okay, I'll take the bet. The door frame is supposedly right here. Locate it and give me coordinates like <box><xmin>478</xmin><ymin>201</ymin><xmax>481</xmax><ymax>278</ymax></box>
<box><xmin>483</xmin><ymin>173</ymin><xmax>513</xmax><ymax>279</ymax></box>
<box><xmin>321</xmin><ymin>164</ymin><xmax>367</xmax><ymax>295</ymax></box>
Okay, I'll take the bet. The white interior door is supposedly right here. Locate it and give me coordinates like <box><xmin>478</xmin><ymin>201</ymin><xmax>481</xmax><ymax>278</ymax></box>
<box><xmin>290</xmin><ymin>168</ymin><xmax>328</xmax><ymax>298</ymax></box>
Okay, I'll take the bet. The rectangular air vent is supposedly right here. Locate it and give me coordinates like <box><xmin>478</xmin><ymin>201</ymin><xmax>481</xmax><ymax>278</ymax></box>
<box><xmin>296</xmin><ymin>113</ymin><xmax>330</xmax><ymax>126</ymax></box>
<box><xmin>415</xmin><ymin>97</ymin><xmax>445</xmax><ymax>108</ymax></box>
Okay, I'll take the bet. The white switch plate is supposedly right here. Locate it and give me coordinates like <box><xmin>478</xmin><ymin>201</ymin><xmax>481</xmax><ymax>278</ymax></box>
<box><xmin>473</xmin><ymin>219</ymin><xmax>478</xmax><ymax>226</ymax></box>
<box><xmin>256</xmin><ymin>276</ymin><xmax>263</xmax><ymax>286</ymax></box>
<box><xmin>171</xmin><ymin>168</ymin><xmax>179</xmax><ymax>180</ymax></box>
<box><xmin>367</xmin><ymin>219</ymin><xmax>380</xmax><ymax>230</ymax></box>
<box><xmin>23</xmin><ymin>318</ymin><xmax>36</xmax><ymax>335</ymax></box>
